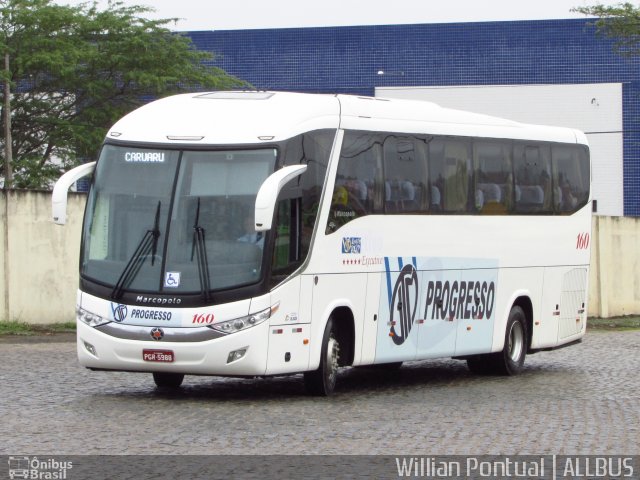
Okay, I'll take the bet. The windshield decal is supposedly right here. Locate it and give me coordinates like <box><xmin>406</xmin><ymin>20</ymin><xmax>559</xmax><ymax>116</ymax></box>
<box><xmin>124</xmin><ymin>152</ymin><xmax>165</xmax><ymax>163</ymax></box>
<box><xmin>164</xmin><ymin>272</ymin><xmax>181</xmax><ymax>288</ymax></box>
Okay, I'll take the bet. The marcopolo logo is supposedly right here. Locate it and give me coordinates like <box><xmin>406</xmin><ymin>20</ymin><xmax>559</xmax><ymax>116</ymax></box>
<box><xmin>135</xmin><ymin>295</ymin><xmax>182</xmax><ymax>305</ymax></box>
<box><xmin>150</xmin><ymin>327</ymin><xmax>164</xmax><ymax>341</ymax></box>
<box><xmin>110</xmin><ymin>303</ymin><xmax>128</xmax><ymax>323</ymax></box>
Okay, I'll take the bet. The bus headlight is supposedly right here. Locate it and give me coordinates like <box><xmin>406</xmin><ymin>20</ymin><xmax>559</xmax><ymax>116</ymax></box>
<box><xmin>209</xmin><ymin>303</ymin><xmax>278</xmax><ymax>335</ymax></box>
<box><xmin>77</xmin><ymin>306</ymin><xmax>110</xmax><ymax>327</ymax></box>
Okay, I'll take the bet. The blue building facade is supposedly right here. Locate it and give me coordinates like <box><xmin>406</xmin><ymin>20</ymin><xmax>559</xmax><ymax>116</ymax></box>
<box><xmin>188</xmin><ymin>19</ymin><xmax>640</xmax><ymax>216</ymax></box>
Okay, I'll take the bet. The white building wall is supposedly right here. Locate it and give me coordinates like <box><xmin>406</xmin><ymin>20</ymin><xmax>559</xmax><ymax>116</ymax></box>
<box><xmin>376</xmin><ymin>84</ymin><xmax>623</xmax><ymax>216</ymax></box>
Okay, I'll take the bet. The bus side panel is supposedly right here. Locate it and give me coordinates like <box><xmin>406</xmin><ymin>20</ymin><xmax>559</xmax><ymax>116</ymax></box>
<box><xmin>489</xmin><ymin>267</ymin><xmax>544</xmax><ymax>352</ymax></box>
<box><xmin>266</xmin><ymin>276</ymin><xmax>311</xmax><ymax>375</ymax></box>
<box><xmin>535</xmin><ymin>267</ymin><xmax>564</xmax><ymax>349</ymax></box>
<box><xmin>358</xmin><ymin>272</ymin><xmax>382</xmax><ymax>366</ymax></box>
<box><xmin>416</xmin><ymin>268</ymin><xmax>459</xmax><ymax>360</ymax></box>
<box><xmin>453</xmin><ymin>267</ymin><xmax>499</xmax><ymax>357</ymax></box>
<box><xmin>536</xmin><ymin>265</ymin><xmax>589</xmax><ymax>350</ymax></box>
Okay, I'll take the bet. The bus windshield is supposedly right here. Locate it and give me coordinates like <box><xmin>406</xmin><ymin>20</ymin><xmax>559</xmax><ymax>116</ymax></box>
<box><xmin>81</xmin><ymin>144</ymin><xmax>277</xmax><ymax>296</ymax></box>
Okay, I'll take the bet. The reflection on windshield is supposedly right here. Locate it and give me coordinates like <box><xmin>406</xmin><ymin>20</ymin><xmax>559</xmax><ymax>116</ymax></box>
<box><xmin>81</xmin><ymin>145</ymin><xmax>276</xmax><ymax>294</ymax></box>
<box><xmin>111</xmin><ymin>200</ymin><xmax>162</xmax><ymax>299</ymax></box>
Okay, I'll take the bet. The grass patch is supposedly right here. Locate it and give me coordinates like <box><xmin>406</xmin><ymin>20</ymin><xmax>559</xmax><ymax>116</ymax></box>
<box><xmin>588</xmin><ymin>316</ymin><xmax>640</xmax><ymax>331</ymax></box>
<box><xmin>0</xmin><ymin>321</ymin><xmax>76</xmax><ymax>336</ymax></box>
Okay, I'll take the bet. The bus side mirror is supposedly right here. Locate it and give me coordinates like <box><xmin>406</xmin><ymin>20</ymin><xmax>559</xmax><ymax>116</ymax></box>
<box><xmin>52</xmin><ymin>161</ymin><xmax>96</xmax><ymax>225</ymax></box>
<box><xmin>255</xmin><ymin>164</ymin><xmax>307</xmax><ymax>232</ymax></box>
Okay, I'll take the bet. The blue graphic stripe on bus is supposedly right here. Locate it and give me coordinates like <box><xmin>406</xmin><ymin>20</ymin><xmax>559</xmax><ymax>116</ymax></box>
<box><xmin>384</xmin><ymin>256</ymin><xmax>418</xmax><ymax>310</ymax></box>
<box><xmin>384</xmin><ymin>257</ymin><xmax>392</xmax><ymax>307</ymax></box>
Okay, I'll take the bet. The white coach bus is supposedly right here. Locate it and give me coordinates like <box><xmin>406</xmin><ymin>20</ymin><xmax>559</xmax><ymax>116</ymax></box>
<box><xmin>52</xmin><ymin>91</ymin><xmax>591</xmax><ymax>395</ymax></box>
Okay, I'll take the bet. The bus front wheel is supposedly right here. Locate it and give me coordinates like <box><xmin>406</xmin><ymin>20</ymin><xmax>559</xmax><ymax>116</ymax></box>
<box><xmin>304</xmin><ymin>318</ymin><xmax>340</xmax><ymax>396</ymax></box>
<box><xmin>153</xmin><ymin>372</ymin><xmax>184</xmax><ymax>388</ymax></box>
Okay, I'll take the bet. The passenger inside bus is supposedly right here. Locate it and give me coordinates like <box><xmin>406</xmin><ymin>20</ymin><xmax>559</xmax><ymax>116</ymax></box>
<box><xmin>237</xmin><ymin>216</ymin><xmax>264</xmax><ymax>248</ymax></box>
<box><xmin>327</xmin><ymin>185</ymin><xmax>359</xmax><ymax>232</ymax></box>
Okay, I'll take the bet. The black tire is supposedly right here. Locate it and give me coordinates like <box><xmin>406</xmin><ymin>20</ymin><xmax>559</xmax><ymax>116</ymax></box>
<box><xmin>153</xmin><ymin>372</ymin><xmax>184</xmax><ymax>388</ymax></box>
<box><xmin>304</xmin><ymin>318</ymin><xmax>340</xmax><ymax>396</ymax></box>
<box><xmin>467</xmin><ymin>306</ymin><xmax>527</xmax><ymax>376</ymax></box>
<box><xmin>494</xmin><ymin>305</ymin><xmax>528</xmax><ymax>375</ymax></box>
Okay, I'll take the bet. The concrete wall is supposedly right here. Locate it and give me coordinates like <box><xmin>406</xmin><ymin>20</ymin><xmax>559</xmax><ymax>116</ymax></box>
<box><xmin>1</xmin><ymin>190</ymin><xmax>85</xmax><ymax>323</ymax></box>
<box><xmin>589</xmin><ymin>215</ymin><xmax>640</xmax><ymax>317</ymax></box>
<box><xmin>0</xmin><ymin>191</ymin><xmax>637</xmax><ymax>323</ymax></box>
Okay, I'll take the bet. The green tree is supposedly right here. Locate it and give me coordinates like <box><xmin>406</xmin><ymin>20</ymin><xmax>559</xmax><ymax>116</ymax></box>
<box><xmin>573</xmin><ymin>2</ymin><xmax>640</xmax><ymax>55</ymax></box>
<box><xmin>0</xmin><ymin>0</ymin><xmax>245</xmax><ymax>189</ymax></box>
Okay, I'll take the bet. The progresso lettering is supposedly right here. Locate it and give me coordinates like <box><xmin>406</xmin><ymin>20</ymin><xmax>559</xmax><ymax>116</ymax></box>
<box><xmin>125</xmin><ymin>152</ymin><xmax>165</xmax><ymax>163</ymax></box>
<box><xmin>130</xmin><ymin>309</ymin><xmax>173</xmax><ymax>321</ymax></box>
<box><xmin>424</xmin><ymin>280</ymin><xmax>495</xmax><ymax>321</ymax></box>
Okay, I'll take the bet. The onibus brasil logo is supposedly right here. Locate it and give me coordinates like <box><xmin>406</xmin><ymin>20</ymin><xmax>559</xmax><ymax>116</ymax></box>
<box><xmin>8</xmin><ymin>456</ymin><xmax>73</xmax><ymax>479</ymax></box>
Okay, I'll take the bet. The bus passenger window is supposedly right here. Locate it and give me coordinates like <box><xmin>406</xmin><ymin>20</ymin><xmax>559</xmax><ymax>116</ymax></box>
<box><xmin>429</xmin><ymin>138</ymin><xmax>471</xmax><ymax>213</ymax></box>
<box><xmin>383</xmin><ymin>136</ymin><xmax>426</xmax><ymax>213</ymax></box>
<box><xmin>552</xmin><ymin>145</ymin><xmax>590</xmax><ymax>214</ymax></box>
<box><xmin>327</xmin><ymin>132</ymin><xmax>382</xmax><ymax>233</ymax></box>
<box><xmin>474</xmin><ymin>141</ymin><xmax>513</xmax><ymax>215</ymax></box>
<box><xmin>513</xmin><ymin>143</ymin><xmax>552</xmax><ymax>213</ymax></box>
<box><xmin>281</xmin><ymin>130</ymin><xmax>335</xmax><ymax>257</ymax></box>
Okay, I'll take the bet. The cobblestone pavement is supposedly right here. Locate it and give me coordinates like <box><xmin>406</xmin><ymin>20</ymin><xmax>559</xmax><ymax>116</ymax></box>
<box><xmin>1</xmin><ymin>330</ymin><xmax>638</xmax><ymax>455</ymax></box>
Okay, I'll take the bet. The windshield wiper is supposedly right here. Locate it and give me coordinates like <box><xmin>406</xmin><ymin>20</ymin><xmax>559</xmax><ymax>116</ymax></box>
<box><xmin>111</xmin><ymin>201</ymin><xmax>161</xmax><ymax>300</ymax></box>
<box><xmin>191</xmin><ymin>197</ymin><xmax>212</xmax><ymax>301</ymax></box>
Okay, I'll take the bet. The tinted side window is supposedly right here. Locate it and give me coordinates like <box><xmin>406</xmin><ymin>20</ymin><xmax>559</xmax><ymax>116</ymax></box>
<box><xmin>383</xmin><ymin>136</ymin><xmax>427</xmax><ymax>214</ymax></box>
<box><xmin>474</xmin><ymin>141</ymin><xmax>513</xmax><ymax>214</ymax></box>
<box><xmin>513</xmin><ymin>143</ymin><xmax>552</xmax><ymax>213</ymax></box>
<box><xmin>552</xmin><ymin>145</ymin><xmax>590</xmax><ymax>214</ymax></box>
<box><xmin>282</xmin><ymin>129</ymin><xmax>335</xmax><ymax>253</ymax></box>
<box><xmin>429</xmin><ymin>138</ymin><xmax>471</xmax><ymax>213</ymax></box>
<box><xmin>327</xmin><ymin>132</ymin><xmax>382</xmax><ymax>233</ymax></box>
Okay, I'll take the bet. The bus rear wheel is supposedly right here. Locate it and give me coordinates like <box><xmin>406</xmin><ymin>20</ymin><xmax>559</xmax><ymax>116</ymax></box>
<box><xmin>466</xmin><ymin>305</ymin><xmax>527</xmax><ymax>376</ymax></box>
<box><xmin>495</xmin><ymin>305</ymin><xmax>527</xmax><ymax>375</ymax></box>
<box><xmin>304</xmin><ymin>318</ymin><xmax>340</xmax><ymax>396</ymax></box>
<box><xmin>153</xmin><ymin>372</ymin><xmax>184</xmax><ymax>388</ymax></box>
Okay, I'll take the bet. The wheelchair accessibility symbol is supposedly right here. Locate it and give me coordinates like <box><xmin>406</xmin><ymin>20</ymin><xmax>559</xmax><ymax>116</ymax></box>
<box><xmin>164</xmin><ymin>272</ymin><xmax>181</xmax><ymax>288</ymax></box>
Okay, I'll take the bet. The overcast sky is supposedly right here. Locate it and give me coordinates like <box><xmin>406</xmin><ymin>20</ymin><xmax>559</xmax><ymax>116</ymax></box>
<box><xmin>51</xmin><ymin>0</ymin><xmax>629</xmax><ymax>31</ymax></box>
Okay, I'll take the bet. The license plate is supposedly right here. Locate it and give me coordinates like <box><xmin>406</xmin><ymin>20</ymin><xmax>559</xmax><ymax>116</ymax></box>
<box><xmin>142</xmin><ymin>349</ymin><xmax>174</xmax><ymax>363</ymax></box>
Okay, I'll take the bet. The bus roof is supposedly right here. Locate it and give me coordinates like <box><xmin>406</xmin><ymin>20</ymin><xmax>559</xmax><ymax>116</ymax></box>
<box><xmin>106</xmin><ymin>91</ymin><xmax>586</xmax><ymax>146</ymax></box>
